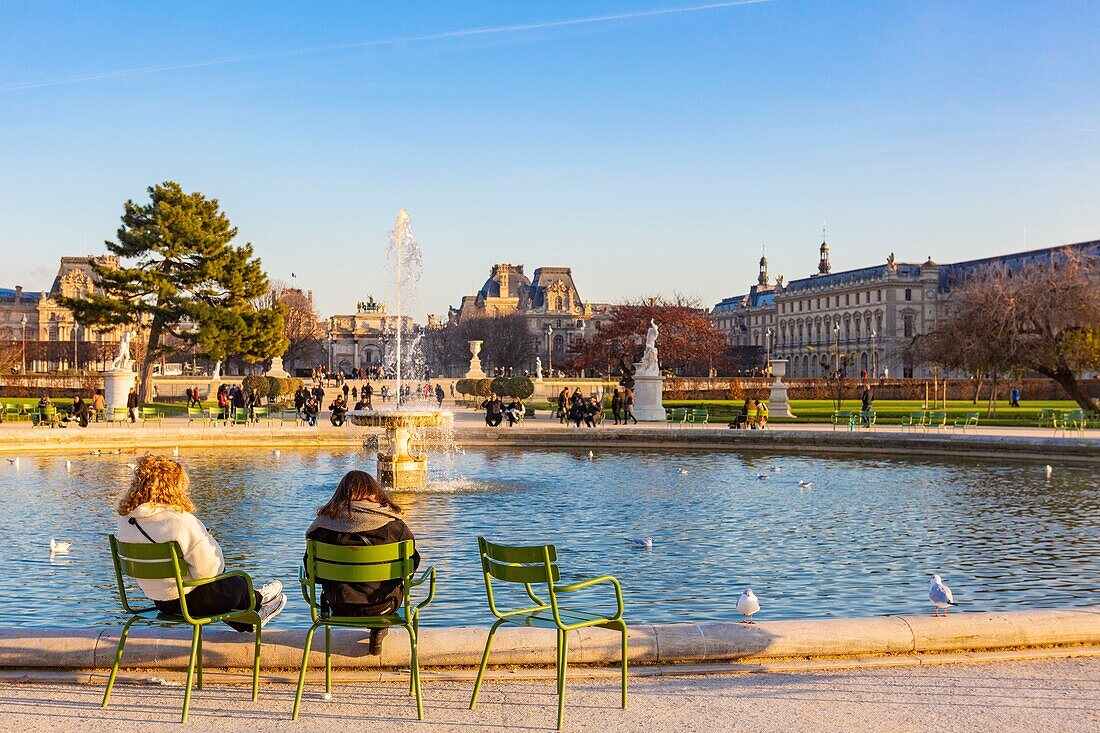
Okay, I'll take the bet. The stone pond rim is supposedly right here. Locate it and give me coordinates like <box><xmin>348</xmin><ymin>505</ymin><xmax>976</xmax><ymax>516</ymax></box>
<box><xmin>1</xmin><ymin>607</ymin><xmax>1096</xmax><ymax>671</ymax></box>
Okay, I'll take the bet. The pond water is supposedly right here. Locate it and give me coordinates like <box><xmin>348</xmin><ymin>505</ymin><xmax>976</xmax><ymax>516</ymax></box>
<box><xmin>1</xmin><ymin>446</ymin><xmax>1097</xmax><ymax>628</ymax></box>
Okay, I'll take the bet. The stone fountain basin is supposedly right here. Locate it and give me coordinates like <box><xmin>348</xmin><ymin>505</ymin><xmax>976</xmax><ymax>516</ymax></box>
<box><xmin>346</xmin><ymin>409</ymin><xmax>452</xmax><ymax>429</ymax></box>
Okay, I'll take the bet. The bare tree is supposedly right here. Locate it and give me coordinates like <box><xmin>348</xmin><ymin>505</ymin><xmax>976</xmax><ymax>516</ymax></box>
<box><xmin>919</xmin><ymin>248</ymin><xmax>1099</xmax><ymax>411</ymax></box>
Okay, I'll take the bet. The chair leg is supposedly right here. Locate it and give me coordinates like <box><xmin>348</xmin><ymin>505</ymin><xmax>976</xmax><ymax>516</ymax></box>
<box><xmin>181</xmin><ymin>625</ymin><xmax>201</xmax><ymax>723</ymax></box>
<box><xmin>469</xmin><ymin>619</ymin><xmax>503</xmax><ymax>709</ymax></box>
<box><xmin>324</xmin><ymin>625</ymin><xmax>332</xmax><ymax>695</ymax></box>
<box><xmin>291</xmin><ymin>625</ymin><xmax>318</xmax><ymax>720</ymax></box>
<box><xmin>252</xmin><ymin>621</ymin><xmax>262</xmax><ymax>701</ymax></box>
<box><xmin>618</xmin><ymin>620</ymin><xmax>628</xmax><ymax>709</ymax></box>
<box><xmin>557</xmin><ymin>629</ymin><xmax>569</xmax><ymax>731</ymax></box>
<box><xmin>196</xmin><ymin>626</ymin><xmax>203</xmax><ymax>690</ymax></box>
<box><xmin>102</xmin><ymin>617</ymin><xmax>137</xmax><ymax>708</ymax></box>
<box><xmin>409</xmin><ymin>624</ymin><xmax>423</xmax><ymax>720</ymax></box>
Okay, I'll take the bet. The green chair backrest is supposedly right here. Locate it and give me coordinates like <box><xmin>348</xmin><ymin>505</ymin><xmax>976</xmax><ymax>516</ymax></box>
<box><xmin>233</xmin><ymin>409</ymin><xmax>249</xmax><ymax>424</ymax></box>
<box><xmin>477</xmin><ymin>537</ymin><xmax>561</xmax><ymax>620</ymax></box>
<box><xmin>113</xmin><ymin>407</ymin><xmax>129</xmax><ymax>418</ymax></box>
<box><xmin>302</xmin><ymin>539</ymin><xmax>417</xmax><ymax>621</ymax></box>
<box><xmin>42</xmin><ymin>406</ymin><xmax>57</xmax><ymax>416</ymax></box>
<box><xmin>108</xmin><ymin>535</ymin><xmax>190</xmax><ymax>617</ymax></box>
<box><xmin>253</xmin><ymin>407</ymin><xmax>269</xmax><ymax>417</ymax></box>
<box><xmin>187</xmin><ymin>407</ymin><xmax>203</xmax><ymax>417</ymax></box>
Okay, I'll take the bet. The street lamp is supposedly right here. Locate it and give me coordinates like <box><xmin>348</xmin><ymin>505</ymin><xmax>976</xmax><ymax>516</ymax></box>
<box><xmin>833</xmin><ymin>319</ymin><xmax>841</xmax><ymax>378</ymax></box>
<box><xmin>765</xmin><ymin>327</ymin><xmax>773</xmax><ymax>367</ymax></box>
<box><xmin>20</xmin><ymin>313</ymin><xmax>27</xmax><ymax>374</ymax></box>
<box><xmin>545</xmin><ymin>324</ymin><xmax>554</xmax><ymax>378</ymax></box>
<box><xmin>72</xmin><ymin>325</ymin><xmax>78</xmax><ymax>372</ymax></box>
<box><xmin>870</xmin><ymin>329</ymin><xmax>877</xmax><ymax>379</ymax></box>
<box><xmin>577</xmin><ymin>321</ymin><xmax>586</xmax><ymax>377</ymax></box>
<box><xmin>327</xmin><ymin>332</ymin><xmax>333</xmax><ymax>374</ymax></box>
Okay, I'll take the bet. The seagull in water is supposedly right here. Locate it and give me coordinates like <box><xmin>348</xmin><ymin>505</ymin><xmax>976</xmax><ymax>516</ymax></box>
<box><xmin>771</xmin><ymin>466</ymin><xmax>782</xmax><ymax>473</ymax></box>
<box><xmin>50</xmin><ymin>538</ymin><xmax>72</xmax><ymax>554</ymax></box>
<box><xmin>628</xmin><ymin>537</ymin><xmax>653</xmax><ymax>549</ymax></box>
<box><xmin>172</xmin><ymin>447</ymin><xmax>180</xmax><ymax>457</ymax></box>
<box><xmin>587</xmin><ymin>451</ymin><xmax>595</xmax><ymax>460</ymax></box>
<box><xmin>756</xmin><ymin>473</ymin><xmax>770</xmax><ymax>481</ymax></box>
<box><xmin>272</xmin><ymin>450</ymin><xmax>281</xmax><ymax>459</ymax></box>
<box><xmin>65</xmin><ymin>460</ymin><xmax>72</xmax><ymax>472</ymax></box>
<box><xmin>124</xmin><ymin>463</ymin><xmax>137</xmax><ymax>472</ymax></box>
<box><xmin>737</xmin><ymin>589</ymin><xmax>761</xmax><ymax>624</ymax></box>
<box><xmin>929</xmin><ymin>574</ymin><xmax>958</xmax><ymax>617</ymax></box>
<box><xmin>677</xmin><ymin>467</ymin><xmax>688</xmax><ymax>475</ymax></box>
<box><xmin>798</xmin><ymin>480</ymin><xmax>814</xmax><ymax>488</ymax></box>
<box><xmin>1045</xmin><ymin>465</ymin><xmax>1053</xmax><ymax>479</ymax></box>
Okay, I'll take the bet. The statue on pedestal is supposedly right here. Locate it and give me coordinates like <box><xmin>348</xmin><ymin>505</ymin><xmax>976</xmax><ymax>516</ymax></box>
<box><xmin>109</xmin><ymin>330</ymin><xmax>136</xmax><ymax>372</ymax></box>
<box><xmin>211</xmin><ymin>360</ymin><xmax>222</xmax><ymax>381</ymax></box>
<box><xmin>637</xmin><ymin>319</ymin><xmax>660</xmax><ymax>376</ymax></box>
<box><xmin>535</xmin><ymin>357</ymin><xmax>543</xmax><ymax>381</ymax></box>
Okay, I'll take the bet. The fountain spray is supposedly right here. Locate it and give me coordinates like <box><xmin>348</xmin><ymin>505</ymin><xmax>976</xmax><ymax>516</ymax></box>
<box><xmin>387</xmin><ymin>208</ymin><xmax>423</xmax><ymax>407</ymax></box>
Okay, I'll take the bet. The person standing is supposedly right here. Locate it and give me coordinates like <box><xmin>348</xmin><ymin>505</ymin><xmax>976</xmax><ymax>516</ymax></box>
<box><xmin>342</xmin><ymin>383</ymin><xmax>350</xmax><ymax>402</ymax></box>
<box><xmin>435</xmin><ymin>383</ymin><xmax>445</xmax><ymax>408</ymax></box>
<box><xmin>126</xmin><ymin>386</ymin><xmax>140</xmax><ymax>423</ymax></box>
<box><xmin>623</xmin><ymin>388</ymin><xmax>637</xmax><ymax>425</ymax></box>
<box><xmin>92</xmin><ymin>389</ymin><xmax>106</xmax><ymax>423</ymax></box>
<box><xmin>611</xmin><ymin>388</ymin><xmax>623</xmax><ymax>425</ymax></box>
<box><xmin>365</xmin><ymin>382</ymin><xmax>374</xmax><ymax>409</ymax></box>
<box><xmin>1010</xmin><ymin>386</ymin><xmax>1021</xmax><ymax>408</ymax></box>
<box><xmin>557</xmin><ymin>388</ymin><xmax>568</xmax><ymax>424</ymax></box>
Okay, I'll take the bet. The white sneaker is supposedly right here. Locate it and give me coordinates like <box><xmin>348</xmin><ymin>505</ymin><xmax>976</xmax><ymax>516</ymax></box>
<box><xmin>258</xmin><ymin>593</ymin><xmax>287</xmax><ymax>628</ymax></box>
<box><xmin>258</xmin><ymin>580</ymin><xmax>283</xmax><ymax>606</ymax></box>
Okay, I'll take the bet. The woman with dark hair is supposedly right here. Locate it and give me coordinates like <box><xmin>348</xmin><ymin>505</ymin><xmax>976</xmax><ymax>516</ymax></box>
<box><xmin>305</xmin><ymin>471</ymin><xmax>420</xmax><ymax>655</ymax></box>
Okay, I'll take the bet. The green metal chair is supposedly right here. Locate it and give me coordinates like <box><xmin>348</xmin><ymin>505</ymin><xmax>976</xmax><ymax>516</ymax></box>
<box><xmin>110</xmin><ymin>407</ymin><xmax>131</xmax><ymax>426</ymax></box>
<box><xmin>293</xmin><ymin>539</ymin><xmax>436</xmax><ymax>721</ymax></box>
<box><xmin>687</xmin><ymin>408</ymin><xmax>710</xmax><ymax>426</ymax></box>
<box><xmin>186</xmin><ymin>406</ymin><xmax>206</xmax><ymax>426</ymax></box>
<box><xmin>31</xmin><ymin>406</ymin><xmax>58</xmax><ymax>427</ymax></box>
<box><xmin>830</xmin><ymin>410</ymin><xmax>853</xmax><ymax>430</ymax></box>
<box><xmin>953</xmin><ymin>412</ymin><xmax>979</xmax><ymax>431</ymax></box>
<box><xmin>102</xmin><ymin>535</ymin><xmax>264</xmax><ymax>723</ymax></box>
<box><xmin>470</xmin><ymin>537</ymin><xmax>627</xmax><ymax>730</ymax></box>
<box><xmin>139</xmin><ymin>406</ymin><xmax>163</xmax><ymax>427</ymax></box>
<box><xmin>859</xmin><ymin>410</ymin><xmax>876</xmax><ymax>429</ymax></box>
<box><xmin>231</xmin><ymin>408</ymin><xmax>250</xmax><ymax>426</ymax></box>
<box><xmin>925</xmin><ymin>411</ymin><xmax>948</xmax><ymax>432</ymax></box>
<box><xmin>901</xmin><ymin>411</ymin><xmax>927</xmax><ymax>430</ymax></box>
<box><xmin>666</xmin><ymin>408</ymin><xmax>686</xmax><ymax>426</ymax></box>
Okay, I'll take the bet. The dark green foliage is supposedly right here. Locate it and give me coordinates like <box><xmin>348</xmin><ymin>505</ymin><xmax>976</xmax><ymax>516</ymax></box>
<box><xmin>489</xmin><ymin>376</ymin><xmax>535</xmax><ymax>398</ymax></box>
<box><xmin>241</xmin><ymin>375</ymin><xmax>268</xmax><ymax>398</ymax></box>
<box><xmin>59</xmin><ymin>181</ymin><xmax>287</xmax><ymax>401</ymax></box>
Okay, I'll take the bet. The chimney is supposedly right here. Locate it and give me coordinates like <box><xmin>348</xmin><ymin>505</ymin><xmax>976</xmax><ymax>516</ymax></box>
<box><xmin>14</xmin><ymin>285</ymin><xmax>22</xmax><ymax>303</ymax></box>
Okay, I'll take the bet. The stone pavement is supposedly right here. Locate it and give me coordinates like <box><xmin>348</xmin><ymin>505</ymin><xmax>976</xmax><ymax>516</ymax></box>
<box><xmin>0</xmin><ymin>657</ymin><xmax>1096</xmax><ymax>733</ymax></box>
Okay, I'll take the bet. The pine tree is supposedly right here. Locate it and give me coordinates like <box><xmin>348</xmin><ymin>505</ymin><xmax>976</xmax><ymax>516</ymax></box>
<box><xmin>60</xmin><ymin>181</ymin><xmax>287</xmax><ymax>402</ymax></box>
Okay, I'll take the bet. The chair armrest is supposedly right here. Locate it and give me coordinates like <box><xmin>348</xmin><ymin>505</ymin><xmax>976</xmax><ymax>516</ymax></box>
<box><xmin>409</xmin><ymin>565</ymin><xmax>437</xmax><ymax>610</ymax></box>
<box><xmin>554</xmin><ymin>575</ymin><xmax>624</xmax><ymax>620</ymax></box>
<box><xmin>185</xmin><ymin>570</ymin><xmax>257</xmax><ymax>610</ymax></box>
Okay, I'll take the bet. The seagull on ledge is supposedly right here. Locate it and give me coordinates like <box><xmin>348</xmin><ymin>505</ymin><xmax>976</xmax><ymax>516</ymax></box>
<box><xmin>929</xmin><ymin>574</ymin><xmax>958</xmax><ymax>617</ymax></box>
<box><xmin>737</xmin><ymin>589</ymin><xmax>760</xmax><ymax>624</ymax></box>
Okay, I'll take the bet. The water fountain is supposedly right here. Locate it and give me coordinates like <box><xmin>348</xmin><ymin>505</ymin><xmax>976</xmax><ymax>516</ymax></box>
<box><xmin>347</xmin><ymin>209</ymin><xmax>451</xmax><ymax>489</ymax></box>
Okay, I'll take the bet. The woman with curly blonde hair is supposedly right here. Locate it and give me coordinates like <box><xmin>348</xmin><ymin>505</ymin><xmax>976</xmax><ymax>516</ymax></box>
<box><xmin>116</xmin><ymin>455</ymin><xmax>286</xmax><ymax>631</ymax></box>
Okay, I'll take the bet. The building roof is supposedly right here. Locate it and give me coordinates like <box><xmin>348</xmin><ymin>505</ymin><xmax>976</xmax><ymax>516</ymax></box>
<box><xmin>937</xmin><ymin>240</ymin><xmax>1100</xmax><ymax>291</ymax></box>
<box><xmin>0</xmin><ymin>288</ymin><xmax>43</xmax><ymax>304</ymax></box>
<box><xmin>476</xmin><ymin>264</ymin><xmax>531</xmax><ymax>300</ymax></box>
<box><xmin>783</xmin><ymin>263</ymin><xmax>924</xmax><ymax>293</ymax></box>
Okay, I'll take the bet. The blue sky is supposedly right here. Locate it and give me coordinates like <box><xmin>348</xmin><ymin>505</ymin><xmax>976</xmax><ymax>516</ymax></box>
<box><xmin>2</xmin><ymin>1</ymin><xmax>1098</xmax><ymax>319</ymax></box>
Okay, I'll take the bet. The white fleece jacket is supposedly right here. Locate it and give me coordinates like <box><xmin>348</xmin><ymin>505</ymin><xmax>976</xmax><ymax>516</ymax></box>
<box><xmin>116</xmin><ymin>504</ymin><xmax>226</xmax><ymax>601</ymax></box>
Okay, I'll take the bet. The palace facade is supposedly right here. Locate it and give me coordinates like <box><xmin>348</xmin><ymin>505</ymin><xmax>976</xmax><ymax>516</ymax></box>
<box><xmin>325</xmin><ymin>297</ymin><xmax>414</xmax><ymax>376</ymax></box>
<box><xmin>1</xmin><ymin>256</ymin><xmax>131</xmax><ymax>371</ymax></box>
<box><xmin>713</xmin><ymin>238</ymin><xmax>1100</xmax><ymax>379</ymax></box>
<box><xmin>449</xmin><ymin>264</ymin><xmax>611</xmax><ymax>368</ymax></box>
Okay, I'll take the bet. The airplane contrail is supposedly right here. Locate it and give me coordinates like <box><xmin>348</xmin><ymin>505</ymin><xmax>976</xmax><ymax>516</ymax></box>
<box><xmin>1</xmin><ymin>0</ymin><xmax>772</xmax><ymax>93</ymax></box>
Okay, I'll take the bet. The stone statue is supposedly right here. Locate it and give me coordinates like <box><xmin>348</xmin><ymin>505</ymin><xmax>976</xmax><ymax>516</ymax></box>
<box><xmin>886</xmin><ymin>252</ymin><xmax>897</xmax><ymax>271</ymax></box>
<box><xmin>211</xmin><ymin>360</ymin><xmax>222</xmax><ymax>380</ymax></box>
<box><xmin>110</xmin><ymin>330</ymin><xmax>135</xmax><ymax>371</ymax></box>
<box><xmin>535</xmin><ymin>356</ymin><xmax>543</xmax><ymax>381</ymax></box>
<box><xmin>637</xmin><ymin>319</ymin><xmax>660</xmax><ymax>376</ymax></box>
<box><xmin>775</xmin><ymin>275</ymin><xmax>785</xmax><ymax>288</ymax></box>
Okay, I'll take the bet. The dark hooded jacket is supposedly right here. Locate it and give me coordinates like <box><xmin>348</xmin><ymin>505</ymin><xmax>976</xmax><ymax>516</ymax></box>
<box><xmin>305</xmin><ymin>500</ymin><xmax>420</xmax><ymax>615</ymax></box>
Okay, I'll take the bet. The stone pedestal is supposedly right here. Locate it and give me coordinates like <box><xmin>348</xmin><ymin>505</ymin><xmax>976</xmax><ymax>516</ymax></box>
<box><xmin>631</xmin><ymin>363</ymin><xmax>666</xmax><ymax>422</ymax></box>
<box><xmin>101</xmin><ymin>369</ymin><xmax>137</xmax><ymax>412</ymax></box>
<box><xmin>377</xmin><ymin>424</ymin><xmax>428</xmax><ymax>489</ymax></box>
<box><xmin>265</xmin><ymin>356</ymin><xmax>289</xmax><ymax>378</ymax></box>
<box><xmin>466</xmin><ymin>340</ymin><xmax>485</xmax><ymax>379</ymax></box>
<box><xmin>768</xmin><ymin>359</ymin><xmax>796</xmax><ymax>418</ymax></box>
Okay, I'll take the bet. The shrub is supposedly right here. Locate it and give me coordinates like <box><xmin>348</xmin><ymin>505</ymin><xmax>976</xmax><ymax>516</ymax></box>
<box><xmin>267</xmin><ymin>377</ymin><xmax>285</xmax><ymax>402</ymax></box>
<box><xmin>490</xmin><ymin>376</ymin><xmax>511</xmax><ymax>397</ymax></box>
<box><xmin>510</xmin><ymin>376</ymin><xmax>534</xmax><ymax>399</ymax></box>
<box><xmin>474</xmin><ymin>378</ymin><xmax>494</xmax><ymax>397</ymax></box>
<box><xmin>283</xmin><ymin>377</ymin><xmax>302</xmax><ymax>399</ymax></box>
<box><xmin>241</xmin><ymin>375</ymin><xmax>269</xmax><ymax>398</ymax></box>
<box><xmin>455</xmin><ymin>379</ymin><xmax>472</xmax><ymax>396</ymax></box>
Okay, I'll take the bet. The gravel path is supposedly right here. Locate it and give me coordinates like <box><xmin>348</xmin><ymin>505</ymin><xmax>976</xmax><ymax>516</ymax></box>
<box><xmin>1</xmin><ymin>657</ymin><xmax>1097</xmax><ymax>732</ymax></box>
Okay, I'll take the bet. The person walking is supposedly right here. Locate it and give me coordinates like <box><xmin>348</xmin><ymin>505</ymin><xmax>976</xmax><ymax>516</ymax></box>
<box><xmin>366</xmin><ymin>381</ymin><xmax>374</xmax><ymax>409</ymax></box>
<box><xmin>1010</xmin><ymin>386</ymin><xmax>1021</xmax><ymax>408</ymax></box>
<box><xmin>623</xmin><ymin>388</ymin><xmax>637</xmax><ymax>425</ymax></box>
<box><xmin>435</xmin><ymin>383</ymin><xmax>445</xmax><ymax>408</ymax></box>
<box><xmin>860</xmin><ymin>385</ymin><xmax>874</xmax><ymax>426</ymax></box>
<box><xmin>611</xmin><ymin>388</ymin><xmax>623</xmax><ymax>425</ymax></box>
<box><xmin>126</xmin><ymin>386</ymin><xmax>139</xmax><ymax>423</ymax></box>
<box><xmin>557</xmin><ymin>388</ymin><xmax>569</xmax><ymax>424</ymax></box>
<box><xmin>92</xmin><ymin>389</ymin><xmax>106</xmax><ymax>423</ymax></box>
<box><xmin>342</xmin><ymin>383</ymin><xmax>349</xmax><ymax>401</ymax></box>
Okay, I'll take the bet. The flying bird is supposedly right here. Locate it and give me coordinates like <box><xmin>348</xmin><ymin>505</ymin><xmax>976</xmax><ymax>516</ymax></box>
<box><xmin>628</xmin><ymin>537</ymin><xmax>653</xmax><ymax>549</ymax></box>
<box><xmin>7</xmin><ymin>458</ymin><xmax>19</xmax><ymax>467</ymax></box>
<box><xmin>50</xmin><ymin>538</ymin><xmax>72</xmax><ymax>554</ymax></box>
<box><xmin>737</xmin><ymin>589</ymin><xmax>761</xmax><ymax>624</ymax></box>
<box><xmin>929</xmin><ymin>574</ymin><xmax>958</xmax><ymax>617</ymax></box>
